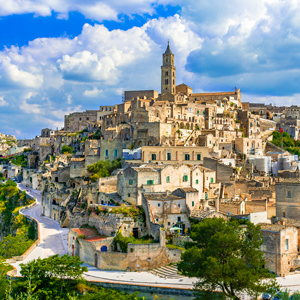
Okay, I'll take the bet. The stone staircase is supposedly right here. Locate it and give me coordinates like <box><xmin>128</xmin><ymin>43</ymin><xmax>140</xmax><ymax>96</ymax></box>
<box><xmin>149</xmin><ymin>264</ymin><xmax>185</xmax><ymax>279</ymax></box>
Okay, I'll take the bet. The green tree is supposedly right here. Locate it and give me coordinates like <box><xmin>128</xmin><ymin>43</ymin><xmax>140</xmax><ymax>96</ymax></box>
<box><xmin>87</xmin><ymin>159</ymin><xmax>122</xmax><ymax>182</ymax></box>
<box><xmin>178</xmin><ymin>218</ymin><xmax>278</xmax><ymax>300</ymax></box>
<box><xmin>15</xmin><ymin>255</ymin><xmax>88</xmax><ymax>299</ymax></box>
<box><xmin>61</xmin><ymin>145</ymin><xmax>73</xmax><ymax>154</ymax></box>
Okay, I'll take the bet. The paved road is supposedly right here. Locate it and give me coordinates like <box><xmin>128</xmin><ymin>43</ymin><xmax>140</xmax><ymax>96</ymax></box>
<box><xmin>11</xmin><ymin>184</ymin><xmax>69</xmax><ymax>273</ymax></box>
<box><xmin>10</xmin><ymin>185</ymin><xmax>300</xmax><ymax>295</ymax></box>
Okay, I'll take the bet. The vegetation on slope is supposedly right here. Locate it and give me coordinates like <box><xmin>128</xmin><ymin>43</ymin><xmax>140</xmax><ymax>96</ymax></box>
<box><xmin>87</xmin><ymin>158</ymin><xmax>122</xmax><ymax>182</ymax></box>
<box><xmin>0</xmin><ymin>154</ymin><xmax>28</xmax><ymax>167</ymax></box>
<box><xmin>272</xmin><ymin>131</ymin><xmax>300</xmax><ymax>156</ymax></box>
<box><xmin>0</xmin><ymin>180</ymin><xmax>36</xmax><ymax>258</ymax></box>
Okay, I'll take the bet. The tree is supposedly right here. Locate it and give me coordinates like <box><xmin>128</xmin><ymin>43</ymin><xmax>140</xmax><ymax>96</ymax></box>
<box><xmin>13</xmin><ymin>255</ymin><xmax>88</xmax><ymax>299</ymax></box>
<box><xmin>178</xmin><ymin>218</ymin><xmax>278</xmax><ymax>300</ymax></box>
<box><xmin>61</xmin><ymin>145</ymin><xmax>73</xmax><ymax>154</ymax></box>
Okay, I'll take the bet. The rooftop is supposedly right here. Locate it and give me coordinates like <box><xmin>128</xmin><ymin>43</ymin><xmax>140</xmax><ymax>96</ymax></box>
<box><xmin>144</xmin><ymin>193</ymin><xmax>184</xmax><ymax>201</ymax></box>
<box><xmin>259</xmin><ymin>223</ymin><xmax>293</xmax><ymax>232</ymax></box>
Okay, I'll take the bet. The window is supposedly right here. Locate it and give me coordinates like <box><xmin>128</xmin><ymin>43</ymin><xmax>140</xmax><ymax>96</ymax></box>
<box><xmin>205</xmin><ymin>192</ymin><xmax>208</xmax><ymax>200</ymax></box>
<box><xmin>210</xmin><ymin>178</ymin><xmax>214</xmax><ymax>183</ymax></box>
<box><xmin>128</xmin><ymin>193</ymin><xmax>130</xmax><ymax>197</ymax></box>
<box><xmin>166</xmin><ymin>176</ymin><xmax>170</xmax><ymax>183</ymax></box>
<box><xmin>197</xmin><ymin>110</ymin><xmax>199</xmax><ymax>116</ymax></box>
<box><xmin>283</xmin><ymin>212</ymin><xmax>286</xmax><ymax>218</ymax></box>
<box><xmin>177</xmin><ymin>216</ymin><xmax>181</xmax><ymax>222</ymax></box>
<box><xmin>287</xmin><ymin>190</ymin><xmax>292</xmax><ymax>198</ymax></box>
<box><xmin>165</xmin><ymin>79</ymin><xmax>168</xmax><ymax>84</ymax></box>
<box><xmin>74</xmin><ymin>165</ymin><xmax>76</xmax><ymax>169</ymax></box>
<box><xmin>192</xmin><ymin>201</ymin><xmax>194</xmax><ymax>207</ymax></box>
<box><xmin>158</xmin><ymin>203</ymin><xmax>160</xmax><ymax>207</ymax></box>
<box><xmin>197</xmin><ymin>154</ymin><xmax>201</xmax><ymax>160</ymax></box>
<box><xmin>114</xmin><ymin>149</ymin><xmax>118</xmax><ymax>157</ymax></box>
<box><xmin>168</xmin><ymin>222</ymin><xmax>170</xmax><ymax>226</ymax></box>
<box><xmin>196</xmin><ymin>179</ymin><xmax>199</xmax><ymax>184</ymax></box>
<box><xmin>87</xmin><ymin>117</ymin><xmax>89</xmax><ymax>120</ymax></box>
<box><xmin>167</xmin><ymin>153</ymin><xmax>171</xmax><ymax>160</ymax></box>
<box><xmin>285</xmin><ymin>239</ymin><xmax>289</xmax><ymax>250</ymax></box>
<box><xmin>151</xmin><ymin>154</ymin><xmax>156</xmax><ymax>160</ymax></box>
<box><xmin>185</xmin><ymin>154</ymin><xmax>190</xmax><ymax>160</ymax></box>
<box><xmin>165</xmin><ymin>71</ymin><xmax>168</xmax><ymax>76</ymax></box>
<box><xmin>183</xmin><ymin>175</ymin><xmax>188</xmax><ymax>182</ymax></box>
<box><xmin>129</xmin><ymin>179</ymin><xmax>133</xmax><ymax>185</ymax></box>
<box><xmin>147</xmin><ymin>180</ymin><xmax>154</xmax><ymax>185</ymax></box>
<box><xmin>105</xmin><ymin>150</ymin><xmax>109</xmax><ymax>157</ymax></box>
<box><xmin>156</xmin><ymin>113</ymin><xmax>159</xmax><ymax>117</ymax></box>
<box><xmin>79</xmin><ymin>118</ymin><xmax>81</xmax><ymax>121</ymax></box>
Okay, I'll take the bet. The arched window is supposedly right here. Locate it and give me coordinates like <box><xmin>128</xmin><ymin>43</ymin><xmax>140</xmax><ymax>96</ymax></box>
<box><xmin>165</xmin><ymin>79</ymin><xmax>168</xmax><ymax>84</ymax></box>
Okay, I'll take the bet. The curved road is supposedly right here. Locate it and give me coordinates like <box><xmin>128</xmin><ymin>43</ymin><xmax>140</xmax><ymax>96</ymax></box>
<box><xmin>12</xmin><ymin>184</ymin><xmax>69</xmax><ymax>273</ymax></box>
<box><xmin>11</xmin><ymin>185</ymin><xmax>300</xmax><ymax>295</ymax></box>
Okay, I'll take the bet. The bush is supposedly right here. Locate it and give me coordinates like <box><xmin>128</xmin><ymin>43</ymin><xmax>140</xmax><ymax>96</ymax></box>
<box><xmin>61</xmin><ymin>145</ymin><xmax>73</xmax><ymax>154</ymax></box>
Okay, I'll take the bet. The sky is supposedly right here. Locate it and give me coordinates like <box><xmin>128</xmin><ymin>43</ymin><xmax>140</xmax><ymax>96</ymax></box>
<box><xmin>0</xmin><ymin>0</ymin><xmax>300</xmax><ymax>138</ymax></box>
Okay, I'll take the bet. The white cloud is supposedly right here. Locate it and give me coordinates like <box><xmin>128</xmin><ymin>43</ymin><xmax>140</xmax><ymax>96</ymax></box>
<box><xmin>83</xmin><ymin>87</ymin><xmax>103</xmax><ymax>97</ymax></box>
<box><xmin>0</xmin><ymin>57</ymin><xmax>43</xmax><ymax>88</ymax></box>
<box><xmin>58</xmin><ymin>51</ymin><xmax>118</xmax><ymax>83</ymax></box>
<box><xmin>0</xmin><ymin>96</ymin><xmax>8</xmax><ymax>107</ymax></box>
<box><xmin>0</xmin><ymin>0</ymin><xmax>167</xmax><ymax>21</ymax></box>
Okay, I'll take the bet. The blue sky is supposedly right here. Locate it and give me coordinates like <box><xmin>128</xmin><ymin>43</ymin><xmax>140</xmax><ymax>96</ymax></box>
<box><xmin>0</xmin><ymin>0</ymin><xmax>299</xmax><ymax>138</ymax></box>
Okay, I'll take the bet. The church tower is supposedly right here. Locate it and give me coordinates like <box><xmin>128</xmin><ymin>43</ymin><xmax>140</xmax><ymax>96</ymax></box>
<box><xmin>161</xmin><ymin>41</ymin><xmax>176</xmax><ymax>94</ymax></box>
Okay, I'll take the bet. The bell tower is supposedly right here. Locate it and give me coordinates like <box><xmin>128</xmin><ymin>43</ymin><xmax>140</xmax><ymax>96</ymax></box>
<box><xmin>161</xmin><ymin>41</ymin><xmax>176</xmax><ymax>95</ymax></box>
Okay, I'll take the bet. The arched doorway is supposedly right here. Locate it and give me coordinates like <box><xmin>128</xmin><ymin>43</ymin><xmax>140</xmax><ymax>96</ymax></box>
<box><xmin>101</xmin><ymin>245</ymin><xmax>107</xmax><ymax>252</ymax></box>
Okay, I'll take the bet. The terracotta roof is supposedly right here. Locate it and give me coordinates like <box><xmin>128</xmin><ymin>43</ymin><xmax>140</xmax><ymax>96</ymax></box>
<box><xmin>72</xmin><ymin>228</ymin><xmax>99</xmax><ymax>237</ymax></box>
<box><xmin>71</xmin><ymin>157</ymin><xmax>85</xmax><ymax>162</ymax></box>
<box><xmin>144</xmin><ymin>193</ymin><xmax>184</xmax><ymax>201</ymax></box>
<box><xmin>85</xmin><ymin>236</ymin><xmax>106</xmax><ymax>242</ymax></box>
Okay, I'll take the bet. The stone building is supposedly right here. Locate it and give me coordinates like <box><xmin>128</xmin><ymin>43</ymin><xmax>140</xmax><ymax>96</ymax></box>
<box><xmin>276</xmin><ymin>178</ymin><xmax>300</xmax><ymax>220</ymax></box>
<box><xmin>135</xmin><ymin>145</ymin><xmax>213</xmax><ymax>164</ymax></box>
<box><xmin>68</xmin><ymin>227</ymin><xmax>181</xmax><ymax>271</ymax></box>
<box><xmin>117</xmin><ymin>164</ymin><xmax>216</xmax><ymax>205</ymax></box>
<box><xmin>260</xmin><ymin>223</ymin><xmax>298</xmax><ymax>275</ymax></box>
<box><xmin>64</xmin><ymin>110</ymin><xmax>99</xmax><ymax>132</ymax></box>
<box><xmin>234</xmin><ymin>137</ymin><xmax>263</xmax><ymax>156</ymax></box>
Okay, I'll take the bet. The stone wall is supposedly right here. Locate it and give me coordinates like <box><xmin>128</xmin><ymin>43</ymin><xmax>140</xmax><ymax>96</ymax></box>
<box><xmin>203</xmin><ymin>157</ymin><xmax>233</xmax><ymax>183</ymax></box>
<box><xmin>276</xmin><ymin>180</ymin><xmax>300</xmax><ymax>220</ymax></box>
<box><xmin>96</xmin><ymin>243</ymin><xmax>181</xmax><ymax>271</ymax></box>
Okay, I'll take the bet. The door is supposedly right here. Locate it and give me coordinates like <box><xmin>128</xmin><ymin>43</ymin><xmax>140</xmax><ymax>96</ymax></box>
<box><xmin>95</xmin><ymin>253</ymin><xmax>98</xmax><ymax>268</ymax></box>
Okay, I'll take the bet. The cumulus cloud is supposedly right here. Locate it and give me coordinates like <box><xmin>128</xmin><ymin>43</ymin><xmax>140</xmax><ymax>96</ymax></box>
<box><xmin>58</xmin><ymin>51</ymin><xmax>118</xmax><ymax>83</ymax></box>
<box><xmin>83</xmin><ymin>87</ymin><xmax>103</xmax><ymax>97</ymax></box>
<box><xmin>0</xmin><ymin>0</ymin><xmax>167</xmax><ymax>21</ymax></box>
<box><xmin>0</xmin><ymin>57</ymin><xmax>43</xmax><ymax>88</ymax></box>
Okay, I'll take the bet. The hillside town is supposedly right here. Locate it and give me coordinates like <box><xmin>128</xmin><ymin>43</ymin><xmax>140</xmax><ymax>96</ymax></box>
<box><xmin>2</xmin><ymin>43</ymin><xmax>300</xmax><ymax>278</ymax></box>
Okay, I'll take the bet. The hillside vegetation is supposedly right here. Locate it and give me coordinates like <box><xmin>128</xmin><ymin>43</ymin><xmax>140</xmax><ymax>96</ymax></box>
<box><xmin>0</xmin><ymin>180</ymin><xmax>36</xmax><ymax>258</ymax></box>
<box><xmin>272</xmin><ymin>131</ymin><xmax>300</xmax><ymax>156</ymax></box>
